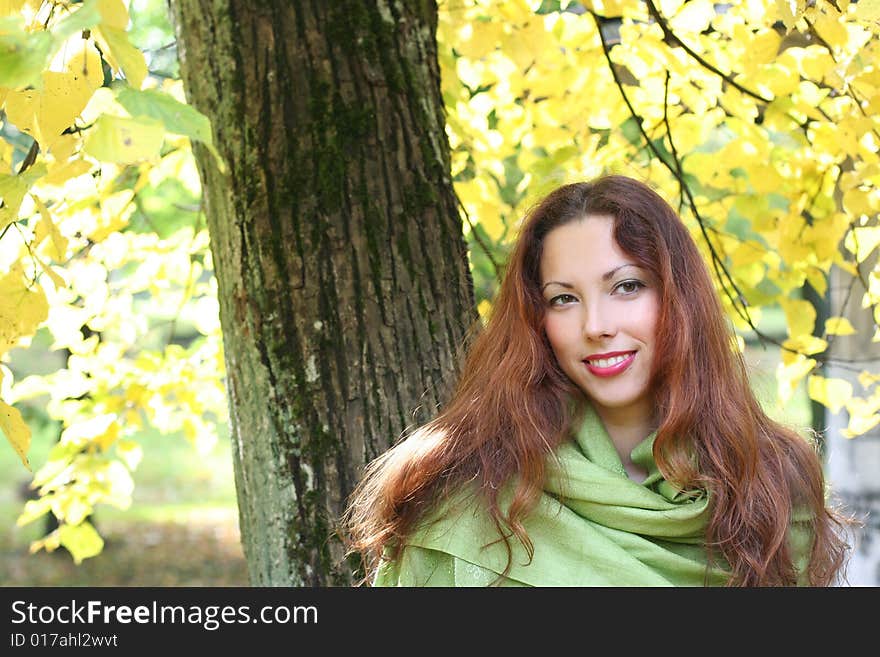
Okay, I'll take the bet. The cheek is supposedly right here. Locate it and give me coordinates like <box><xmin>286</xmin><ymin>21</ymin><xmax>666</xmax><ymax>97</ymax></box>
<box><xmin>543</xmin><ymin>315</ymin><xmax>572</xmax><ymax>355</ymax></box>
<box><xmin>635</xmin><ymin>297</ymin><xmax>660</xmax><ymax>346</ymax></box>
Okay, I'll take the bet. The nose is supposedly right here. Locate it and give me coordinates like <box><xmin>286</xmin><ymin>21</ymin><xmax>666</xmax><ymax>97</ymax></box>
<box><xmin>581</xmin><ymin>300</ymin><xmax>616</xmax><ymax>341</ymax></box>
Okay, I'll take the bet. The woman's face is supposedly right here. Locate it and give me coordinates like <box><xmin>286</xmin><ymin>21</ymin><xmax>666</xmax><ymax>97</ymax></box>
<box><xmin>539</xmin><ymin>215</ymin><xmax>659</xmax><ymax>425</ymax></box>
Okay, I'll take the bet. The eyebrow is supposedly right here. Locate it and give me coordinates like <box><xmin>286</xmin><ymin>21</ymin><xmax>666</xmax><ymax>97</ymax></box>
<box><xmin>541</xmin><ymin>264</ymin><xmax>641</xmax><ymax>291</ymax></box>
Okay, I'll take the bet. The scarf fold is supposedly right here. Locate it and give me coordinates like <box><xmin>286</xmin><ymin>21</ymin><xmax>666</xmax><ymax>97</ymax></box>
<box><xmin>403</xmin><ymin>401</ymin><xmax>732</xmax><ymax>586</ymax></box>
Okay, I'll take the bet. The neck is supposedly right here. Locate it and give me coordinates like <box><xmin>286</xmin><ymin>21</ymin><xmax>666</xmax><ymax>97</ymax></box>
<box><xmin>592</xmin><ymin>402</ymin><xmax>658</xmax><ymax>479</ymax></box>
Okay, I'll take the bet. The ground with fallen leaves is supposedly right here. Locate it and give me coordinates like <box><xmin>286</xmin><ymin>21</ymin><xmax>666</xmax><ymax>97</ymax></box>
<box><xmin>1</xmin><ymin>508</ymin><xmax>248</xmax><ymax>586</ymax></box>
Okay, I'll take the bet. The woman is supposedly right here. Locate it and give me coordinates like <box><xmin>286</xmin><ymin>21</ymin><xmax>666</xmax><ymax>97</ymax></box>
<box><xmin>341</xmin><ymin>175</ymin><xmax>851</xmax><ymax>586</ymax></box>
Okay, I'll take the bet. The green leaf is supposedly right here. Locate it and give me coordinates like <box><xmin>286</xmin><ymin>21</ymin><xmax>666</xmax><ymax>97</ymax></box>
<box><xmin>0</xmin><ymin>17</ymin><xmax>53</xmax><ymax>88</ymax></box>
<box><xmin>0</xmin><ymin>163</ymin><xmax>48</xmax><ymax>234</ymax></box>
<box><xmin>83</xmin><ymin>113</ymin><xmax>165</xmax><ymax>164</ymax></box>
<box><xmin>59</xmin><ymin>521</ymin><xmax>104</xmax><ymax>564</ymax></box>
<box><xmin>0</xmin><ymin>398</ymin><xmax>30</xmax><ymax>470</ymax></box>
<box><xmin>116</xmin><ymin>87</ymin><xmax>212</xmax><ymax>145</ymax></box>
<box><xmin>94</xmin><ymin>24</ymin><xmax>147</xmax><ymax>89</ymax></box>
<box><xmin>116</xmin><ymin>87</ymin><xmax>227</xmax><ymax>173</ymax></box>
<box><xmin>52</xmin><ymin>0</ymin><xmax>103</xmax><ymax>43</ymax></box>
<box><xmin>0</xmin><ymin>1</ymin><xmax>102</xmax><ymax>89</ymax></box>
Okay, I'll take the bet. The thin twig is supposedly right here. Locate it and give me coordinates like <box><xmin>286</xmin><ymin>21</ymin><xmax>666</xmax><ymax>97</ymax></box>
<box><xmin>592</xmin><ymin>10</ymin><xmax>754</xmax><ymax>330</ymax></box>
<box><xmin>18</xmin><ymin>141</ymin><xmax>40</xmax><ymax>174</ymax></box>
<box><xmin>457</xmin><ymin>196</ymin><xmax>502</xmax><ymax>283</ymax></box>
<box><xmin>644</xmin><ymin>0</ymin><xmax>773</xmax><ymax>104</ymax></box>
<box><xmin>662</xmin><ymin>72</ymin><xmax>686</xmax><ymax>215</ymax></box>
<box><xmin>803</xmin><ymin>16</ymin><xmax>880</xmax><ymax>144</ymax></box>
<box><xmin>590</xmin><ymin>9</ymin><xmax>880</xmax><ymax>370</ymax></box>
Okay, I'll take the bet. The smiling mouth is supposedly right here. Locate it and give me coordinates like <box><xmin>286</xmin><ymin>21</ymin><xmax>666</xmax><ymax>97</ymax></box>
<box><xmin>585</xmin><ymin>352</ymin><xmax>636</xmax><ymax>368</ymax></box>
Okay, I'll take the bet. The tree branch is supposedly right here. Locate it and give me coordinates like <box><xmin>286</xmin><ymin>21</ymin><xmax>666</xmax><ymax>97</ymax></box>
<box><xmin>591</xmin><ymin>10</ymin><xmax>755</xmax><ymax>330</ymax></box>
<box><xmin>457</xmin><ymin>195</ymin><xmax>502</xmax><ymax>283</ymax></box>
<box><xmin>17</xmin><ymin>140</ymin><xmax>40</xmax><ymax>174</ymax></box>
<box><xmin>644</xmin><ymin>0</ymin><xmax>773</xmax><ymax>104</ymax></box>
<box><xmin>590</xmin><ymin>9</ymin><xmax>878</xmax><ymax>371</ymax></box>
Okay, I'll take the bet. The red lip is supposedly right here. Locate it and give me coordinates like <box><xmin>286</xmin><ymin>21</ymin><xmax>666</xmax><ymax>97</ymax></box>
<box><xmin>582</xmin><ymin>351</ymin><xmax>637</xmax><ymax>378</ymax></box>
<box><xmin>583</xmin><ymin>350</ymin><xmax>636</xmax><ymax>361</ymax></box>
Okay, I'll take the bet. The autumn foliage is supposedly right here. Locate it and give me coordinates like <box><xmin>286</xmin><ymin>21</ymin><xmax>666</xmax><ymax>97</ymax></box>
<box><xmin>1</xmin><ymin>0</ymin><xmax>877</xmax><ymax>562</ymax></box>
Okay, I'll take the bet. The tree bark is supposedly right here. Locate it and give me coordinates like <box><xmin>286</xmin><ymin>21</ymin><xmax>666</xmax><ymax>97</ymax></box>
<box><xmin>825</xmin><ymin>254</ymin><xmax>880</xmax><ymax>586</ymax></box>
<box><xmin>168</xmin><ymin>0</ymin><xmax>477</xmax><ymax>585</ymax></box>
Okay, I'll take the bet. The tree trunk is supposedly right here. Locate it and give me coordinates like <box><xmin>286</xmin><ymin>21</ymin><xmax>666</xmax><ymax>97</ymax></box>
<box><xmin>825</xmin><ymin>254</ymin><xmax>880</xmax><ymax>586</ymax></box>
<box><xmin>168</xmin><ymin>0</ymin><xmax>477</xmax><ymax>585</ymax></box>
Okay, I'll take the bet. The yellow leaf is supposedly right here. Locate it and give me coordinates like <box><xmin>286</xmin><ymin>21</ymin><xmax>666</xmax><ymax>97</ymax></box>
<box><xmin>669</xmin><ymin>0</ymin><xmax>714</xmax><ymax>33</ymax></box>
<box><xmin>795</xmin><ymin>46</ymin><xmax>836</xmax><ymax>81</ymax></box>
<box><xmin>57</xmin><ymin>493</ymin><xmax>92</xmax><ymax>526</ymax></box>
<box><xmin>754</xmin><ymin>63</ymin><xmax>799</xmax><ymax>98</ymax></box>
<box><xmin>0</xmin><ymin>396</ymin><xmax>30</xmax><ymax>469</ymax></box>
<box><xmin>59</xmin><ymin>521</ymin><xmax>104</xmax><ymax>564</ymax></box>
<box><xmin>96</xmin><ymin>0</ymin><xmax>129</xmax><ymax>29</ymax></box>
<box><xmin>48</xmin><ymin>133</ymin><xmax>78</xmax><ymax>161</ymax></box>
<box><xmin>844</xmin><ymin>226</ymin><xmax>880</xmax><ymax>262</ymax></box>
<box><xmin>805</xmin><ymin>211</ymin><xmax>850</xmax><ymax>262</ymax></box>
<box><xmin>0</xmin><ymin>268</ymin><xmax>49</xmax><ymax>358</ymax></box>
<box><xmin>32</xmin><ymin>195</ymin><xmax>68</xmax><ymax>261</ymax></box>
<box><xmin>83</xmin><ymin>114</ymin><xmax>165</xmax><ymax>164</ymax></box>
<box><xmin>854</xmin><ymin>0</ymin><xmax>880</xmax><ymax>21</ymax></box>
<box><xmin>36</xmin><ymin>257</ymin><xmax>67</xmax><ymax>290</ymax></box>
<box><xmin>500</xmin><ymin>17</ymin><xmax>547</xmax><ymax>70</ymax></box>
<box><xmin>59</xmin><ymin>413</ymin><xmax>115</xmax><ymax>449</ymax></box>
<box><xmin>777</xmin><ymin>354</ymin><xmax>816</xmax><ymax>405</ymax></box>
<box><xmin>812</xmin><ymin>10</ymin><xmax>848</xmax><ymax>47</ymax></box>
<box><xmin>776</xmin><ymin>0</ymin><xmax>805</xmax><ymax>32</ymax></box>
<box><xmin>805</xmin><ymin>267</ymin><xmax>827</xmax><ymax>297</ymax></box>
<box><xmin>748</xmin><ymin>163</ymin><xmax>785</xmax><ymax>195</ymax></box>
<box><xmin>4</xmin><ymin>70</ymin><xmax>95</xmax><ymax>149</ymax></box>
<box><xmin>659</xmin><ymin>0</ymin><xmax>685</xmax><ymax>15</ymax></box>
<box><xmin>841</xmin><ymin>393</ymin><xmax>880</xmax><ymax>438</ymax></box>
<box><xmin>824</xmin><ymin>316</ymin><xmax>857</xmax><ymax>335</ymax></box>
<box><xmin>52</xmin><ymin>37</ymin><xmax>104</xmax><ymax>94</ymax></box>
<box><xmin>842</xmin><ymin>186</ymin><xmax>879</xmax><ymax>218</ymax></box>
<box><xmin>832</xmin><ymin>252</ymin><xmax>859</xmax><ymax>277</ymax></box>
<box><xmin>17</xmin><ymin>494</ymin><xmax>51</xmax><ymax>526</ymax></box>
<box><xmin>779</xmin><ymin>297</ymin><xmax>816</xmax><ymax>339</ymax></box>
<box><xmin>116</xmin><ymin>438</ymin><xmax>142</xmax><ymax>470</ymax></box>
<box><xmin>808</xmin><ymin>375</ymin><xmax>853</xmax><ymax>414</ymax></box>
<box><xmin>810</xmin><ymin>122</ymin><xmax>843</xmax><ymax>157</ymax></box>
<box><xmin>456</xmin><ymin>20</ymin><xmax>503</xmax><ymax>59</ymax></box>
<box><xmin>750</xmin><ymin>29</ymin><xmax>782</xmax><ymax>68</ymax></box>
<box><xmin>93</xmin><ymin>25</ymin><xmax>146</xmax><ymax>90</ymax></box>
<box><xmin>477</xmin><ymin>298</ymin><xmax>492</xmax><ymax>323</ymax></box>
<box><xmin>29</xmin><ymin>528</ymin><xmax>62</xmax><ymax>555</ymax></box>
<box><xmin>782</xmin><ymin>334</ymin><xmax>827</xmax><ymax>356</ymax></box>
<box><xmin>0</xmin><ymin>2</ymin><xmax>28</xmax><ymax>18</ymax></box>
<box><xmin>842</xmin><ymin>412</ymin><xmax>880</xmax><ymax>438</ymax></box>
<box><xmin>44</xmin><ymin>157</ymin><xmax>94</xmax><ymax>187</ymax></box>
<box><xmin>0</xmin><ymin>163</ymin><xmax>46</xmax><ymax>232</ymax></box>
<box><xmin>101</xmin><ymin>188</ymin><xmax>134</xmax><ymax>224</ymax></box>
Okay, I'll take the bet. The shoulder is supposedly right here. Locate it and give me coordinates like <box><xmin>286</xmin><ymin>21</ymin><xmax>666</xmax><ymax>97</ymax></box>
<box><xmin>372</xmin><ymin>544</ymin><xmax>523</xmax><ymax>587</ymax></box>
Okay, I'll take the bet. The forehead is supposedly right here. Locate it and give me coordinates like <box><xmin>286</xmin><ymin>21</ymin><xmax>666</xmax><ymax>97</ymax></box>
<box><xmin>539</xmin><ymin>215</ymin><xmax>636</xmax><ymax>280</ymax></box>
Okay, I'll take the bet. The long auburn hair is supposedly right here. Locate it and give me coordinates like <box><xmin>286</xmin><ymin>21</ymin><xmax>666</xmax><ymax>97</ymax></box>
<box><xmin>341</xmin><ymin>175</ymin><xmax>851</xmax><ymax>586</ymax></box>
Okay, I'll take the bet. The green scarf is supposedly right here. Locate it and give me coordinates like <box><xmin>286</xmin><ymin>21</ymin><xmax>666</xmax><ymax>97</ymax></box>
<box><xmin>391</xmin><ymin>401</ymin><xmax>735</xmax><ymax>586</ymax></box>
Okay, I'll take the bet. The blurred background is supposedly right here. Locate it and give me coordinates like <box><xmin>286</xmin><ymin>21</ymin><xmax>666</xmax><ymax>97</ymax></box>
<box><xmin>4</xmin><ymin>0</ymin><xmax>870</xmax><ymax>585</ymax></box>
<box><xmin>0</xmin><ymin>308</ymin><xmax>805</xmax><ymax>586</ymax></box>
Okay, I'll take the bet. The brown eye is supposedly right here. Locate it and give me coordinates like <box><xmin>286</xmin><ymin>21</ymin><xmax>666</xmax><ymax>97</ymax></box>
<box><xmin>614</xmin><ymin>280</ymin><xmax>644</xmax><ymax>295</ymax></box>
<box><xmin>549</xmin><ymin>294</ymin><xmax>577</xmax><ymax>306</ymax></box>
